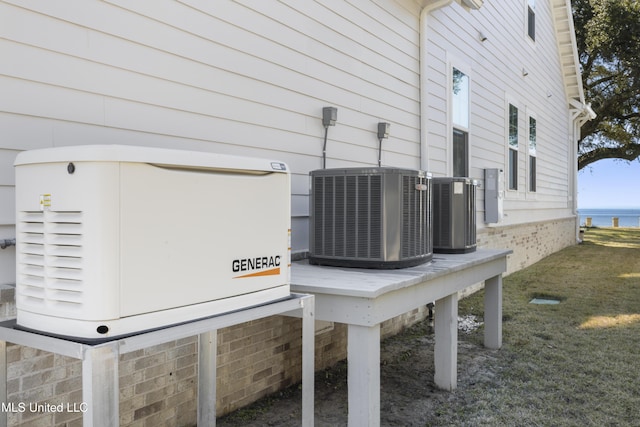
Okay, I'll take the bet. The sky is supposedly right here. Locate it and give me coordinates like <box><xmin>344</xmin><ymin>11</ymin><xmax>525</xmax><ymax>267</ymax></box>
<box><xmin>578</xmin><ymin>159</ymin><xmax>640</xmax><ymax>209</ymax></box>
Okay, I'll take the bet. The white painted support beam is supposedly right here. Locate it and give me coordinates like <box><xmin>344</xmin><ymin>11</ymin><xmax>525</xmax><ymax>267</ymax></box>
<box><xmin>484</xmin><ymin>274</ymin><xmax>503</xmax><ymax>349</ymax></box>
<box><xmin>300</xmin><ymin>296</ymin><xmax>315</xmax><ymax>427</ymax></box>
<box><xmin>282</xmin><ymin>295</ymin><xmax>315</xmax><ymax>426</ymax></box>
<box><xmin>347</xmin><ymin>324</ymin><xmax>381</xmax><ymax>427</ymax></box>
<box><xmin>0</xmin><ymin>340</ymin><xmax>6</xmax><ymax>427</ymax></box>
<box><xmin>82</xmin><ymin>344</ymin><xmax>119</xmax><ymax>427</ymax></box>
<box><xmin>198</xmin><ymin>330</ymin><xmax>217</xmax><ymax>426</ymax></box>
<box><xmin>434</xmin><ymin>293</ymin><xmax>458</xmax><ymax>391</ymax></box>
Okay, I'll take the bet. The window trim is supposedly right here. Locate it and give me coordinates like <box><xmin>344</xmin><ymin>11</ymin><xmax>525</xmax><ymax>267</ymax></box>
<box><xmin>452</xmin><ymin>67</ymin><xmax>470</xmax><ymax>130</ymax></box>
<box><xmin>507</xmin><ymin>102</ymin><xmax>519</xmax><ymax>192</ymax></box>
<box><xmin>526</xmin><ymin>0</ymin><xmax>536</xmax><ymax>44</ymax></box>
<box><xmin>448</xmin><ymin>59</ymin><xmax>472</xmax><ymax>177</ymax></box>
<box><xmin>527</xmin><ymin>113</ymin><xmax>537</xmax><ymax>193</ymax></box>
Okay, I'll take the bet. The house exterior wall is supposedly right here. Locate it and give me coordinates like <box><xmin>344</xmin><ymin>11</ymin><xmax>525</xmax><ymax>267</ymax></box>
<box><xmin>0</xmin><ymin>0</ymin><xmax>425</xmax><ymax>276</ymax></box>
<box><xmin>425</xmin><ymin>3</ymin><xmax>575</xmax><ymax>221</ymax></box>
<box><xmin>0</xmin><ymin>0</ymin><xmax>581</xmax><ymax>423</ymax></box>
<box><xmin>0</xmin><ymin>0</ymin><xmax>579</xmax><ymax>284</ymax></box>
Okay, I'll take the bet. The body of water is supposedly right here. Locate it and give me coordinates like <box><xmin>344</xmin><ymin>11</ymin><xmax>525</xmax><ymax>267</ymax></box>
<box><xmin>578</xmin><ymin>208</ymin><xmax>640</xmax><ymax>227</ymax></box>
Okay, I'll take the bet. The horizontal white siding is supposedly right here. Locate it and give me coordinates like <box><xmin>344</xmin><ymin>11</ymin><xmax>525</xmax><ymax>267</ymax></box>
<box><xmin>0</xmin><ymin>0</ymin><xmax>422</xmax><ymax>261</ymax></box>
<box><xmin>0</xmin><ymin>146</ymin><xmax>16</xmax><ymax>283</ymax></box>
<box><xmin>0</xmin><ymin>149</ymin><xmax>19</xmax><ymax>185</ymax></box>
<box><xmin>0</xmin><ymin>0</ymin><xmax>579</xmax><ymax>283</ymax></box>
<box><xmin>425</xmin><ymin>0</ymin><xmax>575</xmax><ymax>225</ymax></box>
<box><xmin>0</xmin><ymin>227</ymin><xmax>14</xmax><ymax>285</ymax></box>
<box><xmin>0</xmin><ymin>149</ymin><xmax>19</xmax><ymax>284</ymax></box>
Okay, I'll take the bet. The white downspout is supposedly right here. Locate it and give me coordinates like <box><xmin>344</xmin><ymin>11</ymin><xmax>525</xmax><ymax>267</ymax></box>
<box><xmin>420</xmin><ymin>0</ymin><xmax>454</xmax><ymax>172</ymax></box>
<box><xmin>571</xmin><ymin>103</ymin><xmax>596</xmax><ymax>242</ymax></box>
<box><xmin>570</xmin><ymin>103</ymin><xmax>596</xmax><ymax>243</ymax></box>
<box><xmin>572</xmin><ymin>117</ymin><xmax>581</xmax><ymax>241</ymax></box>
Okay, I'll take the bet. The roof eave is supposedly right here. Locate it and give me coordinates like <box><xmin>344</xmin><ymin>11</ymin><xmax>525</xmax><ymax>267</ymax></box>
<box><xmin>551</xmin><ymin>0</ymin><xmax>594</xmax><ymax>121</ymax></box>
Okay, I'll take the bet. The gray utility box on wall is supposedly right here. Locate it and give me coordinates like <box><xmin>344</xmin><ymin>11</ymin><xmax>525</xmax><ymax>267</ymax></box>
<box><xmin>432</xmin><ymin>177</ymin><xmax>477</xmax><ymax>253</ymax></box>
<box><xmin>484</xmin><ymin>168</ymin><xmax>503</xmax><ymax>223</ymax></box>
<box><xmin>309</xmin><ymin>167</ymin><xmax>433</xmax><ymax>269</ymax></box>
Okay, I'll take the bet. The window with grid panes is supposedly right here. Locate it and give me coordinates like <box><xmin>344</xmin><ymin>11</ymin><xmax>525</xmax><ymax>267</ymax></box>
<box><xmin>508</xmin><ymin>104</ymin><xmax>518</xmax><ymax>190</ymax></box>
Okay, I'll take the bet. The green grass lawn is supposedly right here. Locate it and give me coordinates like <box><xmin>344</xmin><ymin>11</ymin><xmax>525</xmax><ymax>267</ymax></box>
<box><xmin>218</xmin><ymin>228</ymin><xmax>640</xmax><ymax>426</ymax></box>
<box><xmin>453</xmin><ymin>227</ymin><xmax>640</xmax><ymax>426</ymax></box>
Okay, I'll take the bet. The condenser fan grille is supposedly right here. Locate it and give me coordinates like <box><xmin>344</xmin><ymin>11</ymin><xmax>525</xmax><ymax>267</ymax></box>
<box><xmin>432</xmin><ymin>177</ymin><xmax>477</xmax><ymax>253</ymax></box>
<box><xmin>402</xmin><ymin>175</ymin><xmax>432</xmax><ymax>258</ymax></box>
<box><xmin>310</xmin><ymin>167</ymin><xmax>432</xmax><ymax>269</ymax></box>
<box><xmin>313</xmin><ymin>174</ymin><xmax>382</xmax><ymax>259</ymax></box>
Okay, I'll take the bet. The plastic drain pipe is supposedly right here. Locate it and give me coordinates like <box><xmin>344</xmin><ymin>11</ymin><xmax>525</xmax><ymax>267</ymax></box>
<box><xmin>1</xmin><ymin>238</ymin><xmax>16</xmax><ymax>249</ymax></box>
<box><xmin>419</xmin><ymin>0</ymin><xmax>454</xmax><ymax>172</ymax></box>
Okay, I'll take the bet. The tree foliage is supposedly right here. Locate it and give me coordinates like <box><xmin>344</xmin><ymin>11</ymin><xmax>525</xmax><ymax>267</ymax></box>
<box><xmin>573</xmin><ymin>0</ymin><xmax>640</xmax><ymax>170</ymax></box>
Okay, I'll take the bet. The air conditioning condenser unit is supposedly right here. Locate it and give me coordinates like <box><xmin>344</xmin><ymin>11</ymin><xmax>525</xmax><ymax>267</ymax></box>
<box><xmin>432</xmin><ymin>177</ymin><xmax>477</xmax><ymax>253</ymax></box>
<box><xmin>14</xmin><ymin>145</ymin><xmax>291</xmax><ymax>341</ymax></box>
<box><xmin>309</xmin><ymin>167</ymin><xmax>432</xmax><ymax>269</ymax></box>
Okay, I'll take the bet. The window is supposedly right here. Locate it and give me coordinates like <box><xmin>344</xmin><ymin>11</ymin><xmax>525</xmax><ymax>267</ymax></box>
<box><xmin>527</xmin><ymin>0</ymin><xmax>536</xmax><ymax>41</ymax></box>
<box><xmin>508</xmin><ymin>104</ymin><xmax>518</xmax><ymax>190</ymax></box>
<box><xmin>452</xmin><ymin>68</ymin><xmax>469</xmax><ymax>129</ymax></box>
<box><xmin>528</xmin><ymin>116</ymin><xmax>537</xmax><ymax>192</ymax></box>
<box><xmin>452</xmin><ymin>67</ymin><xmax>469</xmax><ymax>177</ymax></box>
<box><xmin>453</xmin><ymin>129</ymin><xmax>468</xmax><ymax>177</ymax></box>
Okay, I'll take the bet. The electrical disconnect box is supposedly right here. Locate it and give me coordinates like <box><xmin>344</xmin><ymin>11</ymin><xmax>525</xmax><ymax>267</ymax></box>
<box><xmin>484</xmin><ymin>168</ymin><xmax>504</xmax><ymax>223</ymax></box>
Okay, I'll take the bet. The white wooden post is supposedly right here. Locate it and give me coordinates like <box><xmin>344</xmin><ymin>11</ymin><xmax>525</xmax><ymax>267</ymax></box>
<box><xmin>484</xmin><ymin>274</ymin><xmax>503</xmax><ymax>349</ymax></box>
<box><xmin>300</xmin><ymin>297</ymin><xmax>315</xmax><ymax>427</ymax></box>
<box><xmin>198</xmin><ymin>330</ymin><xmax>217</xmax><ymax>426</ymax></box>
<box><xmin>347</xmin><ymin>323</ymin><xmax>381</xmax><ymax>427</ymax></box>
<box><xmin>82</xmin><ymin>344</ymin><xmax>119</xmax><ymax>427</ymax></box>
<box><xmin>0</xmin><ymin>340</ymin><xmax>6</xmax><ymax>427</ymax></box>
<box><xmin>434</xmin><ymin>293</ymin><xmax>458</xmax><ymax>391</ymax></box>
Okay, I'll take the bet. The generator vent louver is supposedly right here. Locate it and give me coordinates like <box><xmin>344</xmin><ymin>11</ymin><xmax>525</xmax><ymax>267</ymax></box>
<box><xmin>310</xmin><ymin>167</ymin><xmax>432</xmax><ymax>269</ymax></box>
<box><xmin>17</xmin><ymin>210</ymin><xmax>84</xmax><ymax>308</ymax></box>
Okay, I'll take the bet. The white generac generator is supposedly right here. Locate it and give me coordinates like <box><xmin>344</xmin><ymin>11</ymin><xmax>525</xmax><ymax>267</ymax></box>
<box><xmin>14</xmin><ymin>145</ymin><xmax>291</xmax><ymax>341</ymax></box>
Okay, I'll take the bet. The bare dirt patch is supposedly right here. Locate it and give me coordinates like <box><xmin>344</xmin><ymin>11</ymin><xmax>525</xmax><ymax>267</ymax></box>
<box><xmin>217</xmin><ymin>317</ymin><xmax>503</xmax><ymax>427</ymax></box>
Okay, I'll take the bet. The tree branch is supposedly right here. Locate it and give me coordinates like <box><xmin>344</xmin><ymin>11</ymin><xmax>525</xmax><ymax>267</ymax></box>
<box><xmin>584</xmin><ymin>73</ymin><xmax>619</xmax><ymax>90</ymax></box>
<box><xmin>578</xmin><ymin>143</ymin><xmax>640</xmax><ymax>170</ymax></box>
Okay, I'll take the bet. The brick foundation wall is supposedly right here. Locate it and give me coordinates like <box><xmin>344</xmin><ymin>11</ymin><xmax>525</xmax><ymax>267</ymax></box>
<box><xmin>1</xmin><ymin>216</ymin><xmax>577</xmax><ymax>425</ymax></box>
<box><xmin>2</xmin><ymin>317</ymin><xmax>345</xmax><ymax>426</ymax></box>
<box><xmin>6</xmin><ymin>344</ymin><xmax>83</xmax><ymax>427</ymax></box>
<box><xmin>118</xmin><ymin>338</ymin><xmax>198</xmax><ymax>426</ymax></box>
<box><xmin>477</xmin><ymin>216</ymin><xmax>577</xmax><ymax>275</ymax></box>
<box><xmin>5</xmin><ymin>338</ymin><xmax>199</xmax><ymax>427</ymax></box>
<box><xmin>216</xmin><ymin>317</ymin><xmax>303</xmax><ymax>414</ymax></box>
